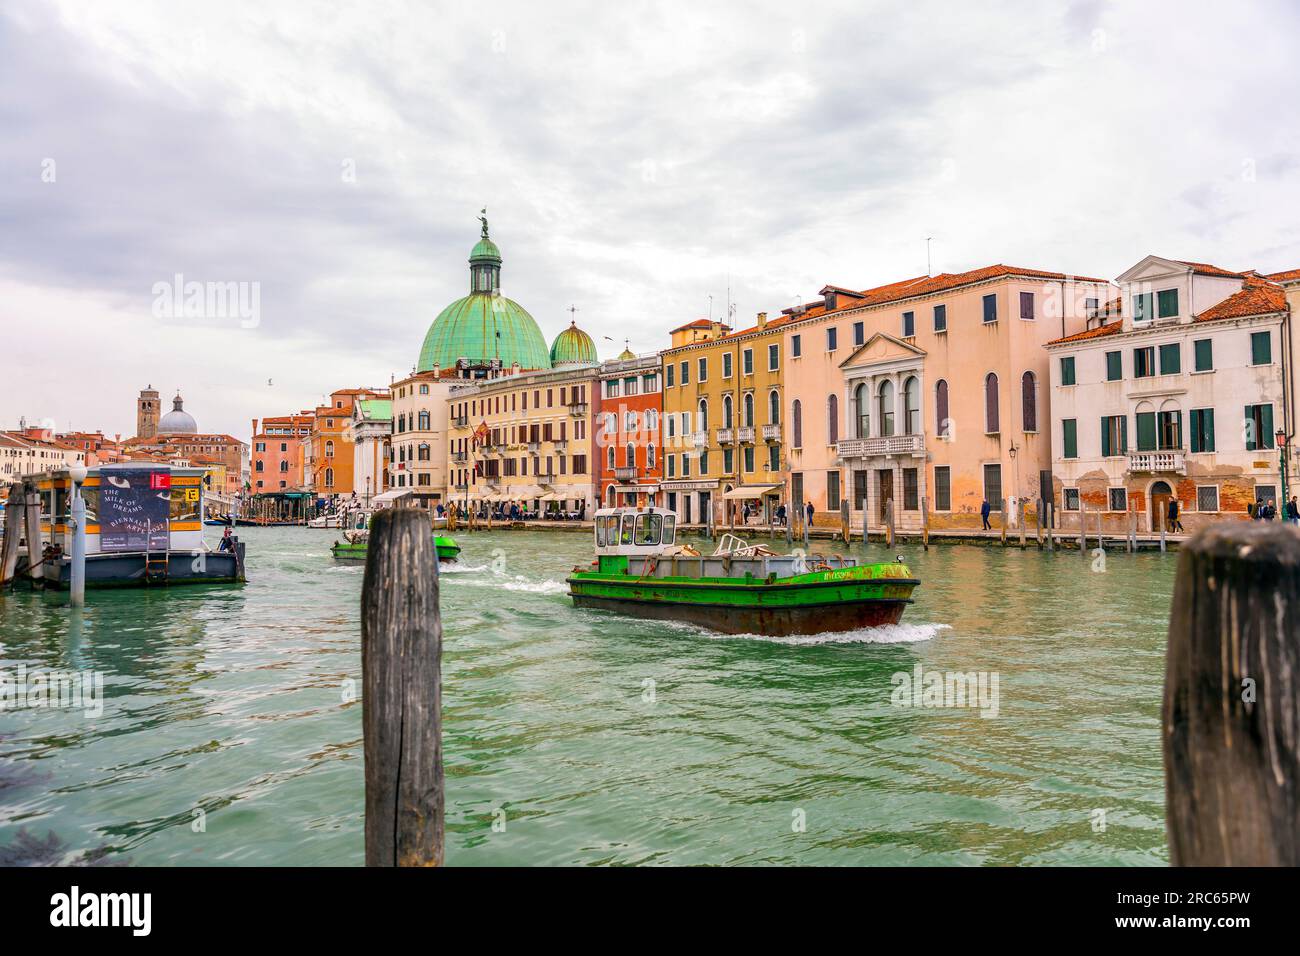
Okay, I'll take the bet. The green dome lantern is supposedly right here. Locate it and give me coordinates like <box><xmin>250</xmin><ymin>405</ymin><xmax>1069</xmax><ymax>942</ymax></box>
<box><xmin>550</xmin><ymin>320</ymin><xmax>598</xmax><ymax>367</ymax></box>
<box><xmin>416</xmin><ymin>211</ymin><xmax>552</xmax><ymax>373</ymax></box>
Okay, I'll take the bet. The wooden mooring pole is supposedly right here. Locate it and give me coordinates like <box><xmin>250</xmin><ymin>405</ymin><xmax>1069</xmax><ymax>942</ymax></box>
<box><xmin>1163</xmin><ymin>523</ymin><xmax>1300</xmax><ymax>865</ymax></box>
<box><xmin>885</xmin><ymin>498</ymin><xmax>895</xmax><ymax>550</ymax></box>
<box><xmin>840</xmin><ymin>500</ymin><xmax>849</xmax><ymax>544</ymax></box>
<box><xmin>23</xmin><ymin>483</ymin><xmax>42</xmax><ymax>584</ymax></box>
<box><xmin>361</xmin><ymin>509</ymin><xmax>444</xmax><ymax>867</ymax></box>
<box><xmin>920</xmin><ymin>495</ymin><xmax>929</xmax><ymax>551</ymax></box>
<box><xmin>0</xmin><ymin>482</ymin><xmax>24</xmax><ymax>586</ymax></box>
<box><xmin>1017</xmin><ymin>498</ymin><xmax>1026</xmax><ymax>550</ymax></box>
<box><xmin>999</xmin><ymin>498</ymin><xmax>1007</xmax><ymax>547</ymax></box>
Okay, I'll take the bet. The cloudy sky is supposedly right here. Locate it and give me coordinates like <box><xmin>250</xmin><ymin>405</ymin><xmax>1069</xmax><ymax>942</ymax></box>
<box><xmin>2</xmin><ymin>0</ymin><xmax>1298</xmax><ymax>440</ymax></box>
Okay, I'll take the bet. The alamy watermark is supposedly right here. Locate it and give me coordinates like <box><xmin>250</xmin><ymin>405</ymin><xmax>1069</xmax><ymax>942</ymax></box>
<box><xmin>152</xmin><ymin>273</ymin><xmax>260</xmax><ymax>328</ymax></box>
<box><xmin>0</xmin><ymin>665</ymin><xmax>104</xmax><ymax>718</ymax></box>
<box><xmin>891</xmin><ymin>664</ymin><xmax>1000</xmax><ymax>718</ymax></box>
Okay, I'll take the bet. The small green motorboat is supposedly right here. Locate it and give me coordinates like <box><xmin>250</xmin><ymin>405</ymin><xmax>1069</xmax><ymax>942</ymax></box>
<box><xmin>567</xmin><ymin>508</ymin><xmax>918</xmax><ymax>636</ymax></box>
<box><xmin>331</xmin><ymin>529</ymin><xmax>460</xmax><ymax>563</ymax></box>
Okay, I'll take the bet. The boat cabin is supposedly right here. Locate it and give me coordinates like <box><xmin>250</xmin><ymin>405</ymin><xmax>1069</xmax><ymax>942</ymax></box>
<box><xmin>38</xmin><ymin>464</ymin><xmax>207</xmax><ymax>555</ymax></box>
<box><xmin>593</xmin><ymin>508</ymin><xmax>677</xmax><ymax>571</ymax></box>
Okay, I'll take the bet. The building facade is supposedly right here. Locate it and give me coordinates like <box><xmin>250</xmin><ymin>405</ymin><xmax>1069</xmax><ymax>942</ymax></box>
<box><xmin>595</xmin><ymin>351</ymin><xmax>663</xmax><ymax>508</ymax></box>
<box><xmin>251</xmin><ymin>413</ymin><xmax>313</xmax><ymax>493</ymax></box>
<box><xmin>779</xmin><ymin>266</ymin><xmax>1112</xmax><ymax>530</ymax></box>
<box><xmin>305</xmin><ymin>388</ymin><xmax>387</xmax><ymax>497</ymax></box>
<box><xmin>346</xmin><ymin>398</ymin><xmax>392</xmax><ymax>505</ymax></box>
<box><xmin>389</xmin><ymin>371</ymin><xmax>454</xmax><ymax>506</ymax></box>
<box><xmin>1046</xmin><ymin>256</ymin><xmax>1295</xmax><ymax>532</ymax></box>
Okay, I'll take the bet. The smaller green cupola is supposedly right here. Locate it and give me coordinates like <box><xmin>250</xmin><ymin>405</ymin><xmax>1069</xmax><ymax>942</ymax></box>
<box><xmin>470</xmin><ymin>208</ymin><xmax>502</xmax><ymax>293</ymax></box>
<box><xmin>550</xmin><ymin>319</ymin><xmax>598</xmax><ymax>367</ymax></box>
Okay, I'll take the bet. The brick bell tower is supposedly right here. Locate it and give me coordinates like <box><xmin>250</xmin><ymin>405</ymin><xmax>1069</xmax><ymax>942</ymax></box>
<box><xmin>137</xmin><ymin>385</ymin><xmax>160</xmax><ymax>440</ymax></box>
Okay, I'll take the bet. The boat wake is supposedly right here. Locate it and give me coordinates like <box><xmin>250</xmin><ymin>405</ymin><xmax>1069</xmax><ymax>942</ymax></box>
<box><xmin>710</xmin><ymin>622</ymin><xmax>951</xmax><ymax>646</ymax></box>
<box><xmin>453</xmin><ymin>573</ymin><xmax>568</xmax><ymax>594</ymax></box>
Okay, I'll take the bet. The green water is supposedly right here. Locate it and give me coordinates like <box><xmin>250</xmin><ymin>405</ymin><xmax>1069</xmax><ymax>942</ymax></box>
<box><xmin>0</xmin><ymin>527</ymin><xmax>1173</xmax><ymax>866</ymax></box>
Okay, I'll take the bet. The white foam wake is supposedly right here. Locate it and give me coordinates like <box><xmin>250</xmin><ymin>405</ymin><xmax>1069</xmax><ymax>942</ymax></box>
<box><xmin>710</xmin><ymin>622</ymin><xmax>950</xmax><ymax>646</ymax></box>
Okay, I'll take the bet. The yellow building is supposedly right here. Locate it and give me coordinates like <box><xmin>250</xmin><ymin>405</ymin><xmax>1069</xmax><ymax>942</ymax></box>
<box><xmin>659</xmin><ymin>315</ymin><xmax>789</xmax><ymax>525</ymax></box>
<box><xmin>446</xmin><ymin>364</ymin><xmax>597</xmax><ymax>514</ymax></box>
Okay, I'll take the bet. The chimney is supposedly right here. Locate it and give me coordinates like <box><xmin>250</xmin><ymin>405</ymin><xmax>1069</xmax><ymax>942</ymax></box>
<box><xmin>756</xmin><ymin>311</ymin><xmax>768</xmax><ymax>328</ymax></box>
<box><xmin>710</xmin><ymin>321</ymin><xmax>723</xmax><ymax>338</ymax></box>
<box><xmin>251</xmin><ymin>418</ymin><xmax>259</xmax><ymax>437</ymax></box>
<box><xmin>824</xmin><ymin>290</ymin><xmax>838</xmax><ymax>311</ymax></box>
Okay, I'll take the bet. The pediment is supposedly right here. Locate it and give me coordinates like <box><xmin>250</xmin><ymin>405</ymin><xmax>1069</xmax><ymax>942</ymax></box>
<box><xmin>839</xmin><ymin>332</ymin><xmax>926</xmax><ymax>370</ymax></box>
<box><xmin>1117</xmin><ymin>255</ymin><xmax>1187</xmax><ymax>284</ymax></box>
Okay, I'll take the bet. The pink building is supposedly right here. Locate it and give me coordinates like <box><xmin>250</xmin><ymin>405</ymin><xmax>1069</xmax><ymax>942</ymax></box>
<box><xmin>779</xmin><ymin>265</ymin><xmax>1113</xmax><ymax>530</ymax></box>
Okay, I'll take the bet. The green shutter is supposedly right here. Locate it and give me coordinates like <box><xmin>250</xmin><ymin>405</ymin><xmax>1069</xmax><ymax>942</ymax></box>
<box><xmin>1204</xmin><ymin>409</ymin><xmax>1215</xmax><ymax>452</ymax></box>
<box><xmin>1157</xmin><ymin>289</ymin><xmax>1179</xmax><ymax>318</ymax></box>
<box><xmin>1194</xmin><ymin>339</ymin><xmax>1213</xmax><ymax>371</ymax></box>
<box><xmin>1061</xmin><ymin>356</ymin><xmax>1075</xmax><ymax>386</ymax></box>
<box><xmin>1251</xmin><ymin>331</ymin><xmax>1272</xmax><ymax>366</ymax></box>
<box><xmin>1262</xmin><ymin>404</ymin><xmax>1274</xmax><ymax>447</ymax></box>
<box><xmin>1106</xmin><ymin>351</ymin><xmax>1122</xmax><ymax>381</ymax></box>
<box><xmin>1063</xmin><ymin>419</ymin><xmax>1077</xmax><ymax>458</ymax></box>
<box><xmin>1159</xmin><ymin>343</ymin><xmax>1180</xmax><ymax>375</ymax></box>
<box><xmin>1136</xmin><ymin>412</ymin><xmax>1156</xmax><ymax>451</ymax></box>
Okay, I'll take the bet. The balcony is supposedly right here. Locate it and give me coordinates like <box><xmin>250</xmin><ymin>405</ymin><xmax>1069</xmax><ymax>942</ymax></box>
<box><xmin>691</xmin><ymin>431</ymin><xmax>708</xmax><ymax>448</ymax></box>
<box><xmin>453</xmin><ymin>482</ymin><xmax>468</xmax><ymax>492</ymax></box>
<box><xmin>452</xmin><ymin>451</ymin><xmax>467</xmax><ymax>463</ymax></box>
<box><xmin>537</xmin><ymin>470</ymin><xmax>556</xmax><ymax>485</ymax></box>
<box><xmin>1127</xmin><ymin>450</ymin><xmax>1186</xmax><ymax>475</ymax></box>
<box><xmin>614</xmin><ymin>466</ymin><xmax>638</xmax><ymax>481</ymax></box>
<box><xmin>552</xmin><ymin>439</ymin><xmax>568</xmax><ymax>452</ymax></box>
<box><xmin>716</xmin><ymin>427</ymin><xmax>735</xmax><ymax>444</ymax></box>
<box><xmin>836</xmin><ymin>434</ymin><xmax>925</xmax><ymax>458</ymax></box>
<box><xmin>762</xmin><ymin>424</ymin><xmax>780</xmax><ymax>441</ymax></box>
<box><xmin>527</xmin><ymin>441</ymin><xmax>540</xmax><ymax>453</ymax></box>
<box><xmin>567</xmin><ymin>402</ymin><xmax>589</xmax><ymax>417</ymax></box>
<box><xmin>453</xmin><ymin>415</ymin><xmax>468</xmax><ymax>428</ymax></box>
<box><xmin>738</xmin><ymin>426</ymin><xmax>755</xmax><ymax>444</ymax></box>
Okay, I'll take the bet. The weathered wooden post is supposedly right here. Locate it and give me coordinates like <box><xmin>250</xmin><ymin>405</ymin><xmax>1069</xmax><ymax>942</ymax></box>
<box><xmin>840</xmin><ymin>500</ymin><xmax>849</xmax><ymax>544</ymax></box>
<box><xmin>785</xmin><ymin>506</ymin><xmax>792</xmax><ymax>548</ymax></box>
<box><xmin>920</xmin><ymin>495</ymin><xmax>929</xmax><ymax>551</ymax></box>
<box><xmin>23</xmin><ymin>483</ymin><xmax>42</xmax><ymax>583</ymax></box>
<box><xmin>999</xmin><ymin>498</ymin><xmax>1007</xmax><ymax>547</ymax></box>
<box><xmin>1159</xmin><ymin>508</ymin><xmax>1167</xmax><ymax>553</ymax></box>
<box><xmin>1164</xmin><ymin>523</ymin><xmax>1300</xmax><ymax>865</ymax></box>
<box><xmin>1078</xmin><ymin>500</ymin><xmax>1087</xmax><ymax>553</ymax></box>
<box><xmin>1017</xmin><ymin>498</ymin><xmax>1026</xmax><ymax>550</ymax></box>
<box><xmin>0</xmin><ymin>483</ymin><xmax>24</xmax><ymax>586</ymax></box>
<box><xmin>362</xmin><ymin>509</ymin><xmax>444</xmax><ymax>867</ymax></box>
<box><xmin>885</xmin><ymin>498</ymin><xmax>895</xmax><ymax>549</ymax></box>
<box><xmin>862</xmin><ymin>499</ymin><xmax>869</xmax><ymax>548</ymax></box>
<box><xmin>1045</xmin><ymin>501</ymin><xmax>1055</xmax><ymax>552</ymax></box>
<box><xmin>1034</xmin><ymin>498</ymin><xmax>1044</xmax><ymax>550</ymax></box>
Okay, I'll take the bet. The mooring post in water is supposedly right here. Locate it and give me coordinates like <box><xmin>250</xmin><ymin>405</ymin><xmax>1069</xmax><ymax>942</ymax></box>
<box><xmin>23</xmin><ymin>482</ymin><xmax>42</xmax><ymax>583</ymax></box>
<box><xmin>862</xmin><ymin>498</ymin><xmax>869</xmax><ymax>548</ymax></box>
<box><xmin>1078</xmin><ymin>500</ymin><xmax>1087</xmax><ymax>554</ymax></box>
<box><xmin>1159</xmin><ymin>508</ymin><xmax>1167</xmax><ymax>553</ymax></box>
<box><xmin>69</xmin><ymin>464</ymin><xmax>88</xmax><ymax>607</ymax></box>
<box><xmin>1163</xmin><ymin>523</ymin><xmax>1300</xmax><ymax>865</ymax></box>
<box><xmin>0</xmin><ymin>482</ymin><xmax>24</xmax><ymax>586</ymax></box>
<box><xmin>920</xmin><ymin>496</ymin><xmax>929</xmax><ymax>551</ymax></box>
<box><xmin>999</xmin><ymin>498</ymin><xmax>1007</xmax><ymax>546</ymax></box>
<box><xmin>1034</xmin><ymin>498</ymin><xmax>1043</xmax><ymax>550</ymax></box>
<box><xmin>361</xmin><ymin>508</ymin><xmax>444</xmax><ymax>867</ymax></box>
<box><xmin>885</xmin><ymin>498</ymin><xmax>895</xmax><ymax>549</ymax></box>
<box><xmin>1045</xmin><ymin>501</ymin><xmax>1054</xmax><ymax>552</ymax></box>
<box><xmin>1017</xmin><ymin>498</ymin><xmax>1026</xmax><ymax>550</ymax></box>
<box><xmin>840</xmin><ymin>500</ymin><xmax>849</xmax><ymax>544</ymax></box>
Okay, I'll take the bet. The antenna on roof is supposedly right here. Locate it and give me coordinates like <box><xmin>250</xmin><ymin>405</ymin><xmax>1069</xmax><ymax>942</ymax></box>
<box><xmin>926</xmin><ymin>237</ymin><xmax>934</xmax><ymax>277</ymax></box>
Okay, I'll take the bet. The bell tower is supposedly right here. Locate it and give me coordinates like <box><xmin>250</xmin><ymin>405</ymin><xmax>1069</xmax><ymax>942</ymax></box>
<box><xmin>137</xmin><ymin>385</ymin><xmax>160</xmax><ymax>440</ymax></box>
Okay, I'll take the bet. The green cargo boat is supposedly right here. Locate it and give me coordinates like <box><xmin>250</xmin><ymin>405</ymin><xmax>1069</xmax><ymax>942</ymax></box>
<box><xmin>567</xmin><ymin>509</ymin><xmax>918</xmax><ymax>636</ymax></box>
<box><xmin>330</xmin><ymin>534</ymin><xmax>461</xmax><ymax>563</ymax></box>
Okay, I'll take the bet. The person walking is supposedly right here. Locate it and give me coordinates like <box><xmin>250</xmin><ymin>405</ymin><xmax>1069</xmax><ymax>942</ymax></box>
<box><xmin>1287</xmin><ymin>496</ymin><xmax>1299</xmax><ymax>525</ymax></box>
<box><xmin>775</xmin><ymin>503</ymin><xmax>786</xmax><ymax>527</ymax></box>
<box><xmin>980</xmin><ymin>498</ymin><xmax>992</xmax><ymax>531</ymax></box>
<box><xmin>1264</xmin><ymin>498</ymin><xmax>1278</xmax><ymax>521</ymax></box>
<box><xmin>805</xmin><ymin>500</ymin><xmax>815</xmax><ymax>529</ymax></box>
<box><xmin>1167</xmin><ymin>496</ymin><xmax>1184</xmax><ymax>533</ymax></box>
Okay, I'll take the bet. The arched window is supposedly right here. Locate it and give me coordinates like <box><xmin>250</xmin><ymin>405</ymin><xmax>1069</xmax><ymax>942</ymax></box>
<box><xmin>1021</xmin><ymin>371</ymin><xmax>1037</xmax><ymax>432</ymax></box>
<box><xmin>607</xmin><ymin>446</ymin><xmax>616</xmax><ymax>469</ymax></box>
<box><xmin>904</xmin><ymin>376</ymin><xmax>920</xmax><ymax>435</ymax></box>
<box><xmin>255</xmin><ymin>460</ymin><xmax>264</xmax><ymax>472</ymax></box>
<box><xmin>768</xmin><ymin>389</ymin><xmax>780</xmax><ymax>424</ymax></box>
<box><xmin>418</xmin><ymin>443</ymin><xmax>430</xmax><ymax>461</ymax></box>
<box><xmin>626</xmin><ymin>410</ymin><xmax>637</xmax><ymax>432</ymax></box>
<box><xmin>827</xmin><ymin>394</ymin><xmax>839</xmax><ymax>444</ymax></box>
<box><xmin>646</xmin><ymin>409</ymin><xmax>658</xmax><ymax>431</ymax></box>
<box><xmin>698</xmin><ymin>398</ymin><xmax>709</xmax><ymax>431</ymax></box>
<box><xmin>744</xmin><ymin>393</ymin><xmax>754</xmax><ymax>427</ymax></box>
<box><xmin>626</xmin><ymin>443</ymin><xmax>635</xmax><ymax>468</ymax></box>
<box><xmin>854</xmin><ymin>382</ymin><xmax>870</xmax><ymax>438</ymax></box>
<box><xmin>325</xmin><ymin>439</ymin><xmax>335</xmax><ymax>458</ymax></box>
<box><xmin>792</xmin><ymin>400</ymin><xmax>803</xmax><ymax>448</ymax></box>
<box><xmin>935</xmin><ymin>380</ymin><xmax>950</xmax><ymax>439</ymax></box>
<box><xmin>878</xmin><ymin>381</ymin><xmax>895</xmax><ymax>437</ymax></box>
<box><xmin>279</xmin><ymin>460</ymin><xmax>288</xmax><ymax>472</ymax></box>
<box><xmin>985</xmin><ymin>373</ymin><xmax>1000</xmax><ymax>433</ymax></box>
<box><xmin>723</xmin><ymin>395</ymin><xmax>733</xmax><ymax>428</ymax></box>
<box><xmin>418</xmin><ymin>411</ymin><xmax>430</xmax><ymax>430</ymax></box>
<box><xmin>324</xmin><ymin>467</ymin><xmax>334</xmax><ymax>488</ymax></box>
<box><xmin>646</xmin><ymin>444</ymin><xmax>656</xmax><ymax>469</ymax></box>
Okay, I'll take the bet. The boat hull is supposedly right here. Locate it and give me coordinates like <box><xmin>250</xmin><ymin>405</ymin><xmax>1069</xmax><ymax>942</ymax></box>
<box><xmin>37</xmin><ymin>549</ymin><xmax>245</xmax><ymax>589</ymax></box>
<box><xmin>566</xmin><ymin>564</ymin><xmax>917</xmax><ymax>636</ymax></box>
<box><xmin>331</xmin><ymin>539</ymin><xmax>460</xmax><ymax>563</ymax></box>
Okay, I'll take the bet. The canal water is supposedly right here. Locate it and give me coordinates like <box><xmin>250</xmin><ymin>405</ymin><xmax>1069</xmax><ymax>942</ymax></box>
<box><xmin>0</xmin><ymin>527</ymin><xmax>1173</xmax><ymax>866</ymax></box>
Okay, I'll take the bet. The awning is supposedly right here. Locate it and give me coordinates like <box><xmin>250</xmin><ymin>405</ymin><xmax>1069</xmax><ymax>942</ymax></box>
<box><xmin>372</xmin><ymin>488</ymin><xmax>414</xmax><ymax>505</ymax></box>
<box><xmin>721</xmin><ymin>484</ymin><xmax>783</xmax><ymax>500</ymax></box>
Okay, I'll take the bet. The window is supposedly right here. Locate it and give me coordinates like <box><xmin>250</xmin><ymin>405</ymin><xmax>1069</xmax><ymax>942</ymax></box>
<box><xmin>1159</xmin><ymin>343</ymin><xmax>1180</xmax><ymax>375</ymax></box>
<box><xmin>930</xmin><ymin>305</ymin><xmax>944</xmax><ymax>333</ymax></box>
<box><xmin>983</xmin><ymin>464</ymin><xmax>1003</xmax><ymax>508</ymax></box>
<box><xmin>723</xmin><ymin>352</ymin><xmax>733</xmax><ymax>378</ymax></box>
<box><xmin>1197</xmin><ymin>486</ymin><xmax>1219</xmax><ymax>512</ymax></box>
<box><xmin>646</xmin><ymin>409</ymin><xmax>659</xmax><ymax>431</ymax></box>
<box><xmin>626</xmin><ymin>443</ymin><xmax>636</xmax><ymax>468</ymax></box>
<box><xmin>853</xmin><ymin>321</ymin><xmax>864</xmax><ymax>346</ymax></box>
<box><xmin>878</xmin><ymin>380</ymin><xmax>895</xmax><ymax>436</ymax></box>
<box><xmin>722</xmin><ymin>395</ymin><xmax>733</xmax><ymax>429</ymax></box>
<box><xmin>1060</xmin><ymin>356</ymin><xmax>1076</xmax><ymax>386</ymax></box>
<box><xmin>699</xmin><ymin>450</ymin><xmax>708</xmax><ymax>474</ymax></box>
<box><xmin>1157</xmin><ymin>408</ymin><xmax>1182</xmax><ymax>450</ymax></box>
<box><xmin>743</xmin><ymin>348</ymin><xmax>753</xmax><ymax>375</ymax></box>
<box><xmin>419</xmin><ymin>384</ymin><xmax>429</xmax><ymax>395</ymax></box>
<box><xmin>1019</xmin><ymin>291</ymin><xmax>1035</xmax><ymax>320</ymax></box>
<box><xmin>725</xmin><ymin>447</ymin><xmax>736</xmax><ymax>474</ymax></box>
<box><xmin>792</xmin><ymin>400</ymin><xmax>802</xmax><ymax>448</ymax></box>
<box><xmin>1135</xmin><ymin>405</ymin><xmax>1156</xmax><ymax>451</ymax></box>
<box><xmin>792</xmin><ymin>335</ymin><xmax>801</xmax><ymax>358</ymax></box>
<box><xmin>982</xmin><ymin>294</ymin><xmax>997</xmax><ymax>324</ymax></box>
<box><xmin>1245</xmin><ymin>404</ymin><xmax>1274</xmax><ymax>450</ymax></box>
<box><xmin>680</xmin><ymin>361</ymin><xmax>689</xmax><ymax>385</ymax></box>
<box><xmin>744</xmin><ymin>446</ymin><xmax>755</xmax><ymax>472</ymax></box>
<box><xmin>935</xmin><ymin>379</ymin><xmax>949</xmax><ymax>438</ymax></box>
<box><xmin>698</xmin><ymin>357</ymin><xmax>708</xmax><ymax>382</ymax></box>
<box><xmin>743</xmin><ymin>393</ymin><xmax>754</xmax><ymax>427</ymax></box>
<box><xmin>768</xmin><ymin>390</ymin><xmax>780</xmax><ymax>424</ymax></box>
<box><xmin>827</xmin><ymin>327</ymin><xmax>838</xmax><ymax>351</ymax></box>
<box><xmin>1132</xmin><ymin>292</ymin><xmax>1153</xmax><ymax>322</ymax></box>
<box><xmin>607</xmin><ymin>446</ymin><xmax>616</xmax><ymax>470</ymax></box>
<box><xmin>768</xmin><ymin>344</ymin><xmax>779</xmax><ymax>370</ymax></box>
<box><xmin>984</xmin><ymin>373</ymin><xmax>999</xmax><ymax>433</ymax></box>
<box><xmin>1063</xmin><ymin>488</ymin><xmax>1080</xmax><ymax>511</ymax></box>
<box><xmin>1109</xmin><ymin>488</ymin><xmax>1127</xmax><ymax>512</ymax></box>
<box><xmin>827</xmin><ymin>395</ymin><xmax>839</xmax><ymax>444</ymax></box>
<box><xmin>1134</xmin><ymin>346</ymin><xmax>1155</xmax><ymax>378</ymax></box>
<box><xmin>934</xmin><ymin>466</ymin><xmax>951</xmax><ymax>511</ymax></box>
<box><xmin>768</xmin><ymin>444</ymin><xmax>779</xmax><ymax>471</ymax></box>
<box><xmin>325</xmin><ymin>440</ymin><xmax>335</xmax><ymax>458</ymax></box>
<box><xmin>697</xmin><ymin>399</ymin><xmax>708</xmax><ymax>431</ymax></box>
<box><xmin>1062</xmin><ymin>419</ymin><xmax>1078</xmax><ymax>458</ymax></box>
<box><xmin>647</xmin><ymin>444</ymin><xmax>656</xmax><ymax>469</ymax></box>
<box><xmin>1157</xmin><ymin>288</ymin><xmax>1179</xmax><ymax>319</ymax></box>
<box><xmin>827</xmin><ymin>471</ymin><xmax>841</xmax><ymax>511</ymax></box>
<box><xmin>1251</xmin><ymin>330</ymin><xmax>1272</xmax><ymax>366</ymax></box>
<box><xmin>667</xmin><ymin>455</ymin><xmax>676</xmax><ymax>477</ymax></box>
<box><xmin>1101</xmin><ymin>415</ymin><xmax>1128</xmax><ymax>457</ymax></box>
<box><xmin>903</xmin><ymin>376</ymin><xmax>920</xmax><ymax>435</ymax></box>
<box><xmin>1021</xmin><ymin>371</ymin><xmax>1037</xmax><ymax>432</ymax></box>
<box><xmin>902</xmin><ymin>311</ymin><xmax>915</xmax><ymax>337</ymax></box>
<box><xmin>255</xmin><ymin>460</ymin><xmax>264</xmax><ymax>472</ymax></box>
<box><xmin>1189</xmin><ymin>408</ymin><xmax>1215</xmax><ymax>453</ymax></box>
<box><xmin>1105</xmin><ymin>351</ymin><xmax>1122</xmax><ymax>381</ymax></box>
<box><xmin>666</xmin><ymin>363</ymin><xmax>674</xmax><ymax>387</ymax></box>
<box><xmin>682</xmin><ymin>453</ymin><xmax>691</xmax><ymax>477</ymax></box>
<box><xmin>1194</xmin><ymin>338</ymin><xmax>1213</xmax><ymax>372</ymax></box>
<box><xmin>903</xmin><ymin>468</ymin><xmax>918</xmax><ymax>510</ymax></box>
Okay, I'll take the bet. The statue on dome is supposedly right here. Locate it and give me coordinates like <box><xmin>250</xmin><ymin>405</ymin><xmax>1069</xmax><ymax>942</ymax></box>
<box><xmin>479</xmin><ymin>208</ymin><xmax>489</xmax><ymax>239</ymax></box>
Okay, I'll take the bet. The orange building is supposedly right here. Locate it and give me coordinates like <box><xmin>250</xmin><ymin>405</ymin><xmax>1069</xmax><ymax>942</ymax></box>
<box><xmin>595</xmin><ymin>350</ymin><xmax>664</xmax><ymax>507</ymax></box>
<box><xmin>307</xmin><ymin>388</ymin><xmax>387</xmax><ymax>496</ymax></box>
<box><xmin>251</xmin><ymin>413</ymin><xmax>313</xmax><ymax>493</ymax></box>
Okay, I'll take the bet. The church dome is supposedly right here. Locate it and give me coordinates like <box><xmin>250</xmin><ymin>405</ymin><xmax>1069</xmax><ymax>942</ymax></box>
<box><xmin>550</xmin><ymin>320</ymin><xmax>598</xmax><ymax>367</ymax></box>
<box><xmin>416</xmin><ymin>213</ymin><xmax>551</xmax><ymax>372</ymax></box>
<box><xmin>617</xmin><ymin>346</ymin><xmax>636</xmax><ymax>361</ymax></box>
<box><xmin>158</xmin><ymin>393</ymin><xmax>198</xmax><ymax>434</ymax></box>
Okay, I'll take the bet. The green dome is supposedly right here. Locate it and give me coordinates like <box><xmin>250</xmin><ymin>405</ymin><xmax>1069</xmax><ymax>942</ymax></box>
<box><xmin>617</xmin><ymin>347</ymin><xmax>636</xmax><ymax>361</ymax></box>
<box><xmin>470</xmin><ymin>237</ymin><xmax>501</xmax><ymax>261</ymax></box>
<box><xmin>550</xmin><ymin>321</ymin><xmax>598</xmax><ymax>367</ymax></box>
<box><xmin>418</xmin><ymin>293</ymin><xmax>551</xmax><ymax>371</ymax></box>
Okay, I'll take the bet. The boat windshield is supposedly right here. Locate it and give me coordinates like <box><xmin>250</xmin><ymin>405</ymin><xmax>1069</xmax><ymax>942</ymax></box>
<box><xmin>635</xmin><ymin>513</ymin><xmax>661</xmax><ymax>546</ymax></box>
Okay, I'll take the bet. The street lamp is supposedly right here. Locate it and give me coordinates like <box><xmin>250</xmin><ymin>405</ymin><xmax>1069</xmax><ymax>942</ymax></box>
<box><xmin>1276</xmin><ymin>428</ymin><xmax>1288</xmax><ymax>518</ymax></box>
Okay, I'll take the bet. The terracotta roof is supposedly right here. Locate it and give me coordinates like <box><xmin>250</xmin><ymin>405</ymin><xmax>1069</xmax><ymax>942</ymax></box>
<box><xmin>784</xmin><ymin>264</ymin><xmax>1109</xmax><ymax>323</ymax></box>
<box><xmin>668</xmin><ymin>318</ymin><xmax>725</xmax><ymax>334</ymax></box>
<box><xmin>1174</xmin><ymin>260</ymin><xmax>1242</xmax><ymax>279</ymax></box>
<box><xmin>1265</xmin><ymin>267</ymin><xmax>1300</xmax><ymax>283</ymax></box>
<box><xmin>1196</xmin><ymin>276</ymin><xmax>1287</xmax><ymax>322</ymax></box>
<box><xmin>1047</xmin><ymin>321</ymin><xmax>1124</xmax><ymax>346</ymax></box>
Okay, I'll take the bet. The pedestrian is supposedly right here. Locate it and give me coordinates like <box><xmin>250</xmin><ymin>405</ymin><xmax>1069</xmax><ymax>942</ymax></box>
<box><xmin>1264</xmin><ymin>498</ymin><xmax>1278</xmax><ymax>521</ymax></box>
<box><xmin>1287</xmin><ymin>496</ymin><xmax>1299</xmax><ymax>525</ymax></box>
<box><xmin>980</xmin><ymin>498</ymin><xmax>992</xmax><ymax>531</ymax></box>
<box><xmin>775</xmin><ymin>503</ymin><xmax>786</xmax><ymax>526</ymax></box>
<box><xmin>805</xmin><ymin>500</ymin><xmax>814</xmax><ymax>528</ymax></box>
<box><xmin>1167</xmin><ymin>496</ymin><xmax>1183</xmax><ymax>533</ymax></box>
